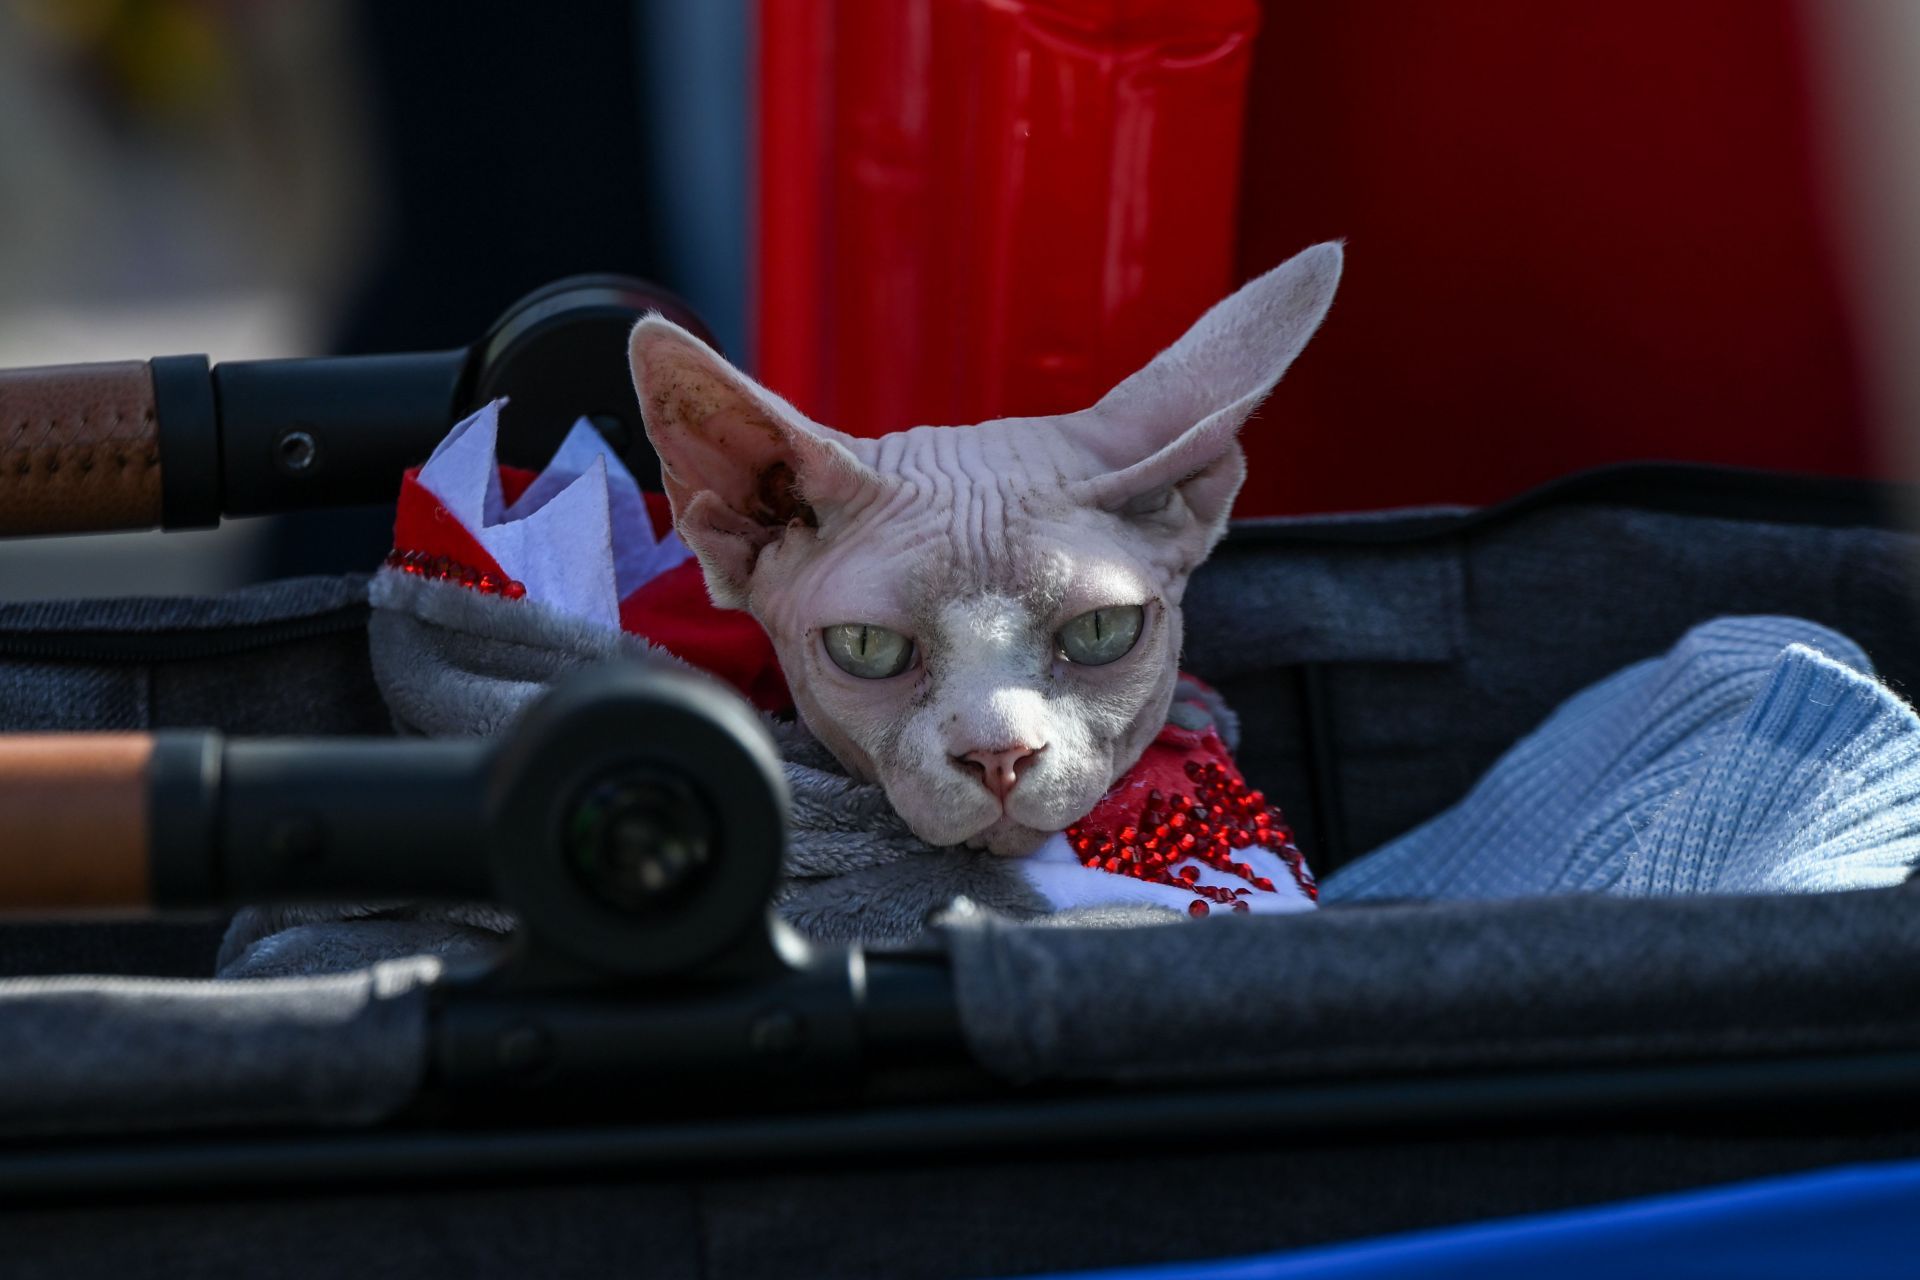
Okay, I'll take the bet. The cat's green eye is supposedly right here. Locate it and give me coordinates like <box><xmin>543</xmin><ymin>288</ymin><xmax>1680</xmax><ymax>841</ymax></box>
<box><xmin>1057</xmin><ymin>605</ymin><xmax>1144</xmax><ymax>666</ymax></box>
<box><xmin>823</xmin><ymin>623</ymin><xmax>916</xmax><ymax>679</ymax></box>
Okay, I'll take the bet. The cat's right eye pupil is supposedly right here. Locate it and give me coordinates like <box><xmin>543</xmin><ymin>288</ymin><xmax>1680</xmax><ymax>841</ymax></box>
<box><xmin>1056</xmin><ymin>604</ymin><xmax>1144</xmax><ymax>666</ymax></box>
<box><xmin>824</xmin><ymin>622</ymin><xmax>914</xmax><ymax>679</ymax></box>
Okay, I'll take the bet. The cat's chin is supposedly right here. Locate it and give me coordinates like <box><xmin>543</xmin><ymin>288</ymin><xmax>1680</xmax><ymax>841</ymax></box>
<box><xmin>962</xmin><ymin>816</ymin><xmax>1052</xmax><ymax>858</ymax></box>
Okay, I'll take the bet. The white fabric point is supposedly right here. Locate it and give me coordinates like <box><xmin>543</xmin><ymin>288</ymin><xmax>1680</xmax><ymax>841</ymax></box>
<box><xmin>413</xmin><ymin>400</ymin><xmax>692</xmax><ymax>631</ymax></box>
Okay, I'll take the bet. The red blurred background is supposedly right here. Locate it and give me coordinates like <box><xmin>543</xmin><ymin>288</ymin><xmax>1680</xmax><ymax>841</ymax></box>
<box><xmin>2</xmin><ymin>0</ymin><xmax>1901</xmax><ymax>599</ymax></box>
<box><xmin>757</xmin><ymin>0</ymin><xmax>1886</xmax><ymax>516</ymax></box>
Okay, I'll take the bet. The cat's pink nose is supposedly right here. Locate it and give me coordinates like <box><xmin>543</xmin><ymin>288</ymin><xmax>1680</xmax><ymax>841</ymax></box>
<box><xmin>957</xmin><ymin>744</ymin><xmax>1044</xmax><ymax>802</ymax></box>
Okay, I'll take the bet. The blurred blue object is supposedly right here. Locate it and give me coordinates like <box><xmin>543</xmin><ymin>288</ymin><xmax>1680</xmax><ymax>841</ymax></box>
<box><xmin>633</xmin><ymin>0</ymin><xmax>749</xmax><ymax>364</ymax></box>
<box><xmin>1016</xmin><ymin>1158</ymin><xmax>1920</xmax><ymax>1280</ymax></box>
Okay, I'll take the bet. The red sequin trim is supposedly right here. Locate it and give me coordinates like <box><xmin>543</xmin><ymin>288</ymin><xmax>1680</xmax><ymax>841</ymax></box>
<box><xmin>1064</xmin><ymin>756</ymin><xmax>1317</xmax><ymax>907</ymax></box>
<box><xmin>385</xmin><ymin>548</ymin><xmax>526</xmax><ymax>600</ymax></box>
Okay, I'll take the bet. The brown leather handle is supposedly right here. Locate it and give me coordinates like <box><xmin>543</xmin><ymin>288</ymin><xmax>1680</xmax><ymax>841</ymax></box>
<box><xmin>0</xmin><ymin>362</ymin><xmax>162</xmax><ymax>535</ymax></box>
<box><xmin>0</xmin><ymin>734</ymin><xmax>153</xmax><ymax>913</ymax></box>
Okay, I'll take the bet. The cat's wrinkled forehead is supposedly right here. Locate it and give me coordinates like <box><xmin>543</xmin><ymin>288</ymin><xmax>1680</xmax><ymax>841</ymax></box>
<box><xmin>849</xmin><ymin>415</ymin><xmax>1108</xmax><ymax>496</ymax></box>
<box><xmin>904</xmin><ymin>526</ymin><xmax>1080</xmax><ymax>624</ymax></box>
<box><xmin>796</xmin><ymin>474</ymin><xmax>1097</xmax><ymax>628</ymax></box>
<box><xmin>800</xmin><ymin>417</ymin><xmax>1120</xmax><ymax>583</ymax></box>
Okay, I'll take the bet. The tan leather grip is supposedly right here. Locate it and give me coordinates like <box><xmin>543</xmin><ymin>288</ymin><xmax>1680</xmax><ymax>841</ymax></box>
<box><xmin>0</xmin><ymin>735</ymin><xmax>153</xmax><ymax>912</ymax></box>
<box><xmin>0</xmin><ymin>362</ymin><xmax>162</xmax><ymax>535</ymax></box>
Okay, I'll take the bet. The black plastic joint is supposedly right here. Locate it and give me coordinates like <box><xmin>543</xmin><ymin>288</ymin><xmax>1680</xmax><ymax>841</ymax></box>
<box><xmin>151</xmin><ymin>354</ymin><xmax>220</xmax><ymax>530</ymax></box>
<box><xmin>148</xmin><ymin>730</ymin><xmax>223</xmax><ymax>910</ymax></box>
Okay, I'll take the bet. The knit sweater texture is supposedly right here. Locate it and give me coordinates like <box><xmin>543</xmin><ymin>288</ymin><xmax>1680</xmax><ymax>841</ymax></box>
<box><xmin>1323</xmin><ymin>616</ymin><xmax>1920</xmax><ymax>902</ymax></box>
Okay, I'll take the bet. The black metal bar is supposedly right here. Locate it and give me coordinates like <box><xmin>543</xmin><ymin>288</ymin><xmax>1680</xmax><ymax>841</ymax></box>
<box><xmin>858</xmin><ymin>949</ymin><xmax>972</xmax><ymax>1070</ymax></box>
<box><xmin>213</xmin><ymin>349</ymin><xmax>472</xmax><ymax>517</ymax></box>
<box><xmin>430</xmin><ymin>952</ymin><xmax>873</xmax><ymax>1112</ymax></box>
<box><xmin>424</xmin><ymin>943</ymin><xmax>980</xmax><ymax>1122</ymax></box>
<box><xmin>148</xmin><ymin>730</ymin><xmax>494</xmax><ymax>910</ymax></box>
<box><xmin>220</xmin><ymin>738</ymin><xmax>494</xmax><ymax>905</ymax></box>
<box><xmin>5</xmin><ymin>1048</ymin><xmax>1916</xmax><ymax>1202</ymax></box>
<box><xmin>146</xmin><ymin>665</ymin><xmax>784</xmax><ymax>918</ymax></box>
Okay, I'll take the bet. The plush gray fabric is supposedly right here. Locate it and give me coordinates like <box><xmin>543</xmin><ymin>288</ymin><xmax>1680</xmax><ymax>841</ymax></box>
<box><xmin>216</xmin><ymin>908</ymin><xmax>512</xmax><ymax>979</ymax></box>
<box><xmin>768</xmin><ymin>720</ymin><xmax>1054</xmax><ymax>943</ymax></box>
<box><xmin>0</xmin><ymin>957</ymin><xmax>437</xmax><ymax>1136</ymax></box>
<box><xmin>216</xmin><ymin>571</ymin><xmax>1053</xmax><ymax>977</ymax></box>
<box><xmin>368</xmin><ymin>570</ymin><xmax>645</xmax><ymax>737</ymax></box>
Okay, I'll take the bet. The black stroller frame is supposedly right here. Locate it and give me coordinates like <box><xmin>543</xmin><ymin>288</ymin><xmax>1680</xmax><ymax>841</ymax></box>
<box><xmin>4</xmin><ymin>281</ymin><xmax>1920</xmax><ymax>1279</ymax></box>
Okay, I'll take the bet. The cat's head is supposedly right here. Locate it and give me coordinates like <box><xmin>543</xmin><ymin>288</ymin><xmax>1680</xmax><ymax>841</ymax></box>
<box><xmin>630</xmin><ymin>243</ymin><xmax>1341</xmax><ymax>855</ymax></box>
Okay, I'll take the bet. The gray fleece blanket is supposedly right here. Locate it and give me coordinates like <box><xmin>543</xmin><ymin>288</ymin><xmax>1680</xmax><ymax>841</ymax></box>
<box><xmin>219</xmin><ymin>572</ymin><xmax>1138</xmax><ymax>977</ymax></box>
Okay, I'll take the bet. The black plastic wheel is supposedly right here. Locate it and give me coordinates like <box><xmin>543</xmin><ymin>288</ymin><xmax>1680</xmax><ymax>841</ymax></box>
<box><xmin>484</xmin><ymin>662</ymin><xmax>786</xmax><ymax>980</ymax></box>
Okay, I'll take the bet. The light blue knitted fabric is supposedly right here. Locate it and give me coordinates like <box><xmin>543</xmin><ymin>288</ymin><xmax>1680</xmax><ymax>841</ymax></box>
<box><xmin>1323</xmin><ymin>616</ymin><xmax>1920</xmax><ymax>902</ymax></box>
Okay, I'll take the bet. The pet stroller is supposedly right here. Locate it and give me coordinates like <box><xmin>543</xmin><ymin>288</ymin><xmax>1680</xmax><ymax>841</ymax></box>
<box><xmin>2</xmin><ymin>279</ymin><xmax>1919</xmax><ymax>1279</ymax></box>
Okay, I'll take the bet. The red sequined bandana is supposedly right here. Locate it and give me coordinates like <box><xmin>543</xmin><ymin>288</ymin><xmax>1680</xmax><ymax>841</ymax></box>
<box><xmin>1059</xmin><ymin>694</ymin><xmax>1315</xmax><ymax>916</ymax></box>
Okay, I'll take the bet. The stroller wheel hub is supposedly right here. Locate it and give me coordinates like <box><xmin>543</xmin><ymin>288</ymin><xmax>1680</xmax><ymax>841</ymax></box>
<box><xmin>565</xmin><ymin>772</ymin><xmax>713</xmax><ymax>913</ymax></box>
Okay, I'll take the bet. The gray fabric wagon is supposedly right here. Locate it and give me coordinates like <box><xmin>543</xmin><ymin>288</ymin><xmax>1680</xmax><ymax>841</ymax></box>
<box><xmin>4</xmin><ymin>457</ymin><xmax>1920</xmax><ymax>1280</ymax></box>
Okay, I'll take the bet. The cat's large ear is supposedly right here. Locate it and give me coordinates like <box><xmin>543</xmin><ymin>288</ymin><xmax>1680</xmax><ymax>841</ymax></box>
<box><xmin>630</xmin><ymin>318</ymin><xmax>880</xmax><ymax>607</ymax></box>
<box><xmin>1063</xmin><ymin>241</ymin><xmax>1342</xmax><ymax>559</ymax></box>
